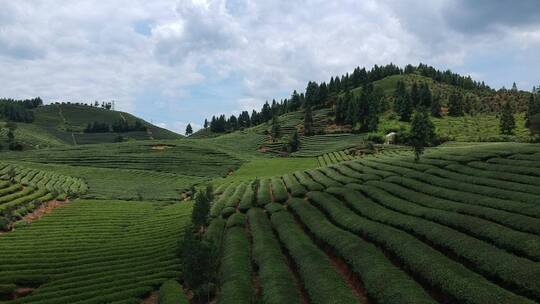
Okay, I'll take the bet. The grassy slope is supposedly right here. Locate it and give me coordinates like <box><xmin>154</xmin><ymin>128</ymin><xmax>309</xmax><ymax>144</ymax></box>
<box><xmin>209</xmin><ymin>142</ymin><xmax>540</xmax><ymax>304</ymax></box>
<box><xmin>0</xmin><ymin>199</ymin><xmax>192</xmax><ymax>304</ymax></box>
<box><xmin>1</xmin><ymin>104</ymin><xmax>182</xmax><ymax>149</ymax></box>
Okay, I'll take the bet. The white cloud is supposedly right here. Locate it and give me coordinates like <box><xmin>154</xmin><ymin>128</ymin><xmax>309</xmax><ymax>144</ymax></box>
<box><xmin>1</xmin><ymin>0</ymin><xmax>539</xmax><ymax>132</ymax></box>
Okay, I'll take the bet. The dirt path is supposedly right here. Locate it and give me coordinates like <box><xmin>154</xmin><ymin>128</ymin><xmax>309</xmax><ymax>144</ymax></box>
<box><xmin>12</xmin><ymin>287</ymin><xmax>35</xmax><ymax>300</ymax></box>
<box><xmin>147</xmin><ymin>128</ymin><xmax>154</xmax><ymax>140</ymax></box>
<box><xmin>57</xmin><ymin>105</ymin><xmax>77</xmax><ymax>145</ymax></box>
<box><xmin>22</xmin><ymin>199</ymin><xmax>69</xmax><ymax>224</ymax></box>
<box><xmin>71</xmin><ymin>132</ymin><xmax>77</xmax><ymax>145</ymax></box>
<box><xmin>119</xmin><ymin>112</ymin><xmax>127</xmax><ymax>122</ymax></box>
<box><xmin>289</xmin><ymin>208</ymin><xmax>370</xmax><ymax>304</ymax></box>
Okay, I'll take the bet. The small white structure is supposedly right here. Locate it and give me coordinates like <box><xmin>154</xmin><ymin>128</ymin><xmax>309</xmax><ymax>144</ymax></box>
<box><xmin>385</xmin><ymin>132</ymin><xmax>397</xmax><ymax>145</ymax></box>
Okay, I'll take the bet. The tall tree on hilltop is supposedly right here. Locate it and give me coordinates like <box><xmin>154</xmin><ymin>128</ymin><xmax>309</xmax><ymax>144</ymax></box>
<box><xmin>289</xmin><ymin>90</ymin><xmax>301</xmax><ymax>112</ymax></box>
<box><xmin>304</xmin><ymin>105</ymin><xmax>314</xmax><ymax>136</ymax></box>
<box><xmin>261</xmin><ymin>101</ymin><xmax>272</xmax><ymax>123</ymax></box>
<box><xmin>394</xmin><ymin>80</ymin><xmax>413</xmax><ymax>121</ymax></box>
<box><xmin>410</xmin><ymin>110</ymin><xmax>436</xmax><ymax>161</ymax></box>
<box><xmin>185</xmin><ymin>123</ymin><xmax>193</xmax><ymax>136</ymax></box>
<box><xmin>419</xmin><ymin>83</ymin><xmax>432</xmax><ymax>109</ymax></box>
<box><xmin>228</xmin><ymin>115</ymin><xmax>238</xmax><ymax>131</ymax></box>
<box><xmin>305</xmin><ymin>82</ymin><xmax>320</xmax><ymax>107</ymax></box>
<box><xmin>318</xmin><ymin>82</ymin><xmax>328</xmax><ymax>105</ymax></box>
<box><xmin>203</xmin><ymin>119</ymin><xmax>208</xmax><ymax>129</ymax></box>
<box><xmin>500</xmin><ymin>101</ymin><xmax>516</xmax><ymax>135</ymax></box>
<box><xmin>448</xmin><ymin>91</ymin><xmax>464</xmax><ymax>116</ymax></box>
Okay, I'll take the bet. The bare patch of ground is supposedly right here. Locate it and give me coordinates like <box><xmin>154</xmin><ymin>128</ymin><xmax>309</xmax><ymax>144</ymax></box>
<box><xmin>141</xmin><ymin>291</ymin><xmax>159</xmax><ymax>304</ymax></box>
<box><xmin>151</xmin><ymin>145</ymin><xmax>174</xmax><ymax>150</ymax></box>
<box><xmin>21</xmin><ymin>200</ymin><xmax>69</xmax><ymax>224</ymax></box>
<box><xmin>13</xmin><ymin>287</ymin><xmax>35</xmax><ymax>300</ymax></box>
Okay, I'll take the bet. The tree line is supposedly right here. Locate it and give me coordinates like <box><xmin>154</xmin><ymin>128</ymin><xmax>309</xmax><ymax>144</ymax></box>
<box><xmin>84</xmin><ymin>119</ymin><xmax>147</xmax><ymax>133</ymax></box>
<box><xmin>202</xmin><ymin>63</ymin><xmax>493</xmax><ymax>135</ymax></box>
<box><xmin>0</xmin><ymin>97</ymin><xmax>42</xmax><ymax>123</ymax></box>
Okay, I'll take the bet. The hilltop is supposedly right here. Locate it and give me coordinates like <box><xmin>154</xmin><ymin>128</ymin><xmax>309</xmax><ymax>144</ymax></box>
<box><xmin>194</xmin><ymin>66</ymin><xmax>535</xmax><ymax>157</ymax></box>
<box><xmin>0</xmin><ymin>102</ymin><xmax>181</xmax><ymax>149</ymax></box>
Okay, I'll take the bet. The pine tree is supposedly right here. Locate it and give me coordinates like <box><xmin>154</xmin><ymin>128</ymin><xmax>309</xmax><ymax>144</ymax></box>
<box><xmin>394</xmin><ymin>81</ymin><xmax>412</xmax><ymax>121</ymax></box>
<box><xmin>288</xmin><ymin>130</ymin><xmax>300</xmax><ymax>152</ymax></box>
<box><xmin>185</xmin><ymin>123</ymin><xmax>193</xmax><ymax>136</ymax></box>
<box><xmin>305</xmin><ymin>82</ymin><xmax>320</xmax><ymax>107</ymax></box>
<box><xmin>335</xmin><ymin>95</ymin><xmax>346</xmax><ymax>124</ymax></box>
<box><xmin>526</xmin><ymin>94</ymin><xmax>540</xmax><ymax>127</ymax></box>
<box><xmin>304</xmin><ymin>105</ymin><xmax>314</xmax><ymax>136</ymax></box>
<box><xmin>191</xmin><ymin>188</ymin><xmax>210</xmax><ymax>232</ymax></box>
<box><xmin>500</xmin><ymin>101</ymin><xmax>516</xmax><ymax>135</ymax></box>
<box><xmin>419</xmin><ymin>83</ymin><xmax>432</xmax><ymax>109</ymax></box>
<box><xmin>448</xmin><ymin>91</ymin><xmax>464</xmax><ymax>116</ymax></box>
<box><xmin>410</xmin><ymin>110</ymin><xmax>436</xmax><ymax>161</ymax></box>
<box><xmin>319</xmin><ymin>82</ymin><xmax>328</xmax><ymax>105</ymax></box>
<box><xmin>430</xmin><ymin>93</ymin><xmax>442</xmax><ymax>117</ymax></box>
<box><xmin>203</xmin><ymin>119</ymin><xmax>208</xmax><ymax>129</ymax></box>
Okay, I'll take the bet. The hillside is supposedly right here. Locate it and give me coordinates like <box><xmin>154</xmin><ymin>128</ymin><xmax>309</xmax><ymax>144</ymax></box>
<box><xmin>209</xmin><ymin>142</ymin><xmax>540</xmax><ymax>304</ymax></box>
<box><xmin>0</xmin><ymin>103</ymin><xmax>181</xmax><ymax>149</ymax></box>
<box><xmin>192</xmin><ymin>72</ymin><xmax>535</xmax><ymax>157</ymax></box>
<box><xmin>0</xmin><ymin>64</ymin><xmax>539</xmax><ymax>304</ymax></box>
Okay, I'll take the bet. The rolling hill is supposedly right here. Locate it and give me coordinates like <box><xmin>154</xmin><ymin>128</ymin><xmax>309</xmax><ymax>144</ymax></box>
<box><xmin>0</xmin><ymin>63</ymin><xmax>539</xmax><ymax>303</ymax></box>
<box><xmin>0</xmin><ymin>103</ymin><xmax>182</xmax><ymax>149</ymax></box>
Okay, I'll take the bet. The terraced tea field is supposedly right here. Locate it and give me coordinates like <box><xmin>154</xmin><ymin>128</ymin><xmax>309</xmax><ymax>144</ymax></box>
<box><xmin>0</xmin><ymin>200</ymin><xmax>192</xmax><ymax>303</ymax></box>
<box><xmin>1</xmin><ymin>141</ymin><xmax>243</xmax><ymax>177</ymax></box>
<box><xmin>209</xmin><ymin>143</ymin><xmax>540</xmax><ymax>304</ymax></box>
<box><xmin>0</xmin><ymin>163</ymin><xmax>87</xmax><ymax>230</ymax></box>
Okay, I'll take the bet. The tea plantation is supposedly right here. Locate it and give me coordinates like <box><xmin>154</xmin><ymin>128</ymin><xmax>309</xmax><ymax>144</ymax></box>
<box><xmin>0</xmin><ymin>200</ymin><xmax>192</xmax><ymax>304</ymax></box>
<box><xmin>209</xmin><ymin>143</ymin><xmax>540</xmax><ymax>304</ymax></box>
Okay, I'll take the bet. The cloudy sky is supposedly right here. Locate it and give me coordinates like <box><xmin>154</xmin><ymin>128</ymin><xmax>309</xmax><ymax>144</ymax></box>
<box><xmin>1</xmin><ymin>0</ymin><xmax>539</xmax><ymax>133</ymax></box>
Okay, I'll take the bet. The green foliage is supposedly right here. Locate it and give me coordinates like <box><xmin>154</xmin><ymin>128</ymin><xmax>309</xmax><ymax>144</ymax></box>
<box><xmin>303</xmin><ymin>106</ymin><xmax>314</xmax><ymax>136</ymax></box>
<box><xmin>430</xmin><ymin>93</ymin><xmax>442</xmax><ymax>117</ymax></box>
<box><xmin>448</xmin><ymin>91</ymin><xmax>464</xmax><ymax>116</ymax></box>
<box><xmin>226</xmin><ymin>212</ymin><xmax>246</xmax><ymax>228</ymax></box>
<box><xmin>288</xmin><ymin>130</ymin><xmax>300</xmax><ymax>152</ymax></box>
<box><xmin>178</xmin><ymin>230</ymin><xmax>215</xmax><ymax>293</ymax></box>
<box><xmin>247</xmin><ymin>208</ymin><xmax>301</xmax><ymax>304</ymax></box>
<box><xmin>290</xmin><ymin>196</ymin><xmax>435</xmax><ymax>304</ymax></box>
<box><xmin>218</xmin><ymin>226</ymin><xmax>252</xmax><ymax>304</ymax></box>
<box><xmin>0</xmin><ymin>200</ymin><xmax>191</xmax><ymax>303</ymax></box>
<box><xmin>270</xmin><ymin>210</ymin><xmax>358</xmax><ymax>304</ymax></box>
<box><xmin>500</xmin><ymin>101</ymin><xmax>516</xmax><ymax>135</ymax></box>
<box><xmin>192</xmin><ymin>187</ymin><xmax>211</xmax><ymax>230</ymax></box>
<box><xmin>185</xmin><ymin>123</ymin><xmax>193</xmax><ymax>136</ymax></box>
<box><xmin>410</xmin><ymin>110</ymin><xmax>436</xmax><ymax>161</ymax></box>
<box><xmin>525</xmin><ymin>94</ymin><xmax>540</xmax><ymax>128</ymax></box>
<box><xmin>394</xmin><ymin>80</ymin><xmax>413</xmax><ymax>121</ymax></box>
<box><xmin>159</xmin><ymin>280</ymin><xmax>188</xmax><ymax>304</ymax></box>
<box><xmin>270</xmin><ymin>114</ymin><xmax>281</xmax><ymax>141</ymax></box>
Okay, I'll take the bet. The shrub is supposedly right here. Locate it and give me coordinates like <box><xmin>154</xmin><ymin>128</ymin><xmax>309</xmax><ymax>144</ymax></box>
<box><xmin>226</xmin><ymin>213</ymin><xmax>246</xmax><ymax>228</ymax></box>
<box><xmin>159</xmin><ymin>280</ymin><xmax>188</xmax><ymax>304</ymax></box>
